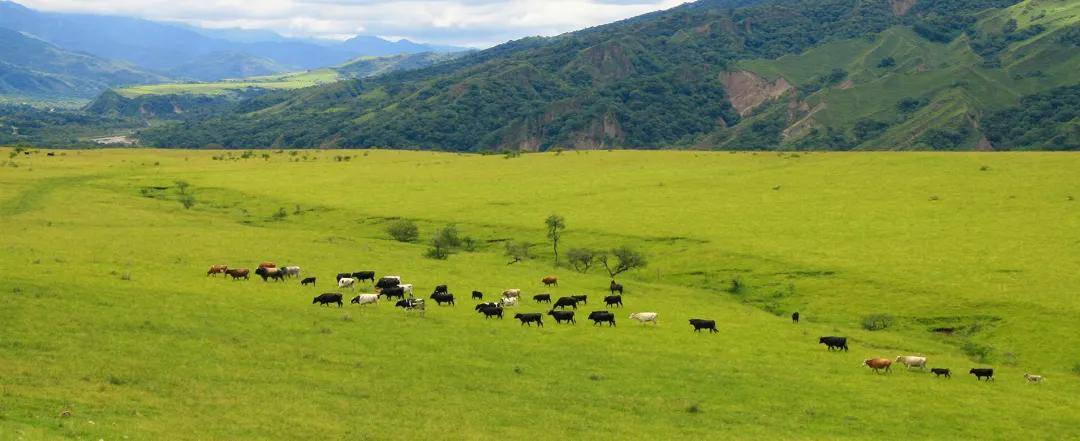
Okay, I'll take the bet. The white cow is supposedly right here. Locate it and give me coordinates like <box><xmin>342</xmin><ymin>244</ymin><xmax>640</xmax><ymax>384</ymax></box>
<box><xmin>499</xmin><ymin>297</ymin><xmax>519</xmax><ymax>308</ymax></box>
<box><xmin>895</xmin><ymin>355</ymin><xmax>927</xmax><ymax>369</ymax></box>
<box><xmin>351</xmin><ymin>294</ymin><xmax>379</xmax><ymax>306</ymax></box>
<box><xmin>1024</xmin><ymin>373</ymin><xmax>1045</xmax><ymax>384</ymax></box>
<box><xmin>400</xmin><ymin>284</ymin><xmax>414</xmax><ymax>296</ymax></box>
<box><xmin>502</xmin><ymin>289</ymin><xmax>522</xmax><ymax>299</ymax></box>
<box><xmin>629</xmin><ymin>312</ymin><xmax>659</xmax><ymax>325</ymax></box>
<box><xmin>338</xmin><ymin>277</ymin><xmax>357</xmax><ymax>289</ymax></box>
<box><xmin>283</xmin><ymin>266</ymin><xmax>301</xmax><ymax>278</ymax></box>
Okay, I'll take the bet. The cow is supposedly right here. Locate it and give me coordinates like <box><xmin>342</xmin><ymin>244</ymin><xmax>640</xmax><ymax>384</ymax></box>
<box><xmin>256</xmin><ymin>267</ymin><xmax>286</xmax><ymax>282</ymax></box>
<box><xmin>336</xmin><ymin>273</ymin><xmax>352</xmax><ymax>282</ymax></box>
<box><xmin>542</xmin><ymin>276</ymin><xmax>558</xmax><ymax>287</ymax></box>
<box><xmin>792</xmin><ymin>312</ymin><xmax>800</xmax><ymax>324</ymax></box>
<box><xmin>301</xmin><ymin>277</ymin><xmax>317</xmax><ymax>286</ymax></box>
<box><xmin>225</xmin><ymin>268</ymin><xmax>250</xmax><ymax>280</ymax></box>
<box><xmin>819</xmin><ymin>336</ymin><xmax>848</xmax><ymax>352</ymax></box>
<box><xmin>207</xmin><ymin>265</ymin><xmax>228</xmax><ymax>276</ymax></box>
<box><xmin>931</xmin><ymin>368</ymin><xmax>952</xmax><ymax>378</ymax></box>
<box><xmin>499</xmin><ymin>297</ymin><xmax>519</xmax><ymax>308</ymax></box>
<box><xmin>471</xmin><ymin>291</ymin><xmax>484</xmax><ymax>300</ymax></box>
<box><xmin>258</xmin><ymin>262</ymin><xmax>277</xmax><ymax>269</ymax></box>
<box><xmin>553</xmin><ymin>297</ymin><xmax>579</xmax><ymax>309</ymax></box>
<box><xmin>689</xmin><ymin>319</ymin><xmax>718</xmax><ymax>333</ymax></box>
<box><xmin>548</xmin><ymin>310</ymin><xmax>576</xmax><ymax>324</ymax></box>
<box><xmin>479</xmin><ymin>306</ymin><xmax>503</xmax><ymax>319</ymax></box>
<box><xmin>610</xmin><ymin>280</ymin><xmax>624</xmax><ymax>295</ymax></box>
<box><xmin>432</xmin><ymin>285</ymin><xmax>448</xmax><ymax>295</ymax></box>
<box><xmin>475</xmin><ymin>302</ymin><xmax>499</xmax><ymax>312</ymax></box>
<box><xmin>350</xmin><ymin>294</ymin><xmax>379</xmax><ymax>306</ymax></box>
<box><xmin>533</xmin><ymin>294</ymin><xmax>552</xmax><ymax>303</ymax></box>
<box><xmin>604</xmin><ymin>295</ymin><xmax>623</xmax><ymax>308</ymax></box>
<box><xmin>502</xmin><ymin>289</ymin><xmax>522</xmax><ymax>299</ymax></box>
<box><xmin>376</xmin><ymin>276</ymin><xmax>401</xmax><ymax>289</ymax></box>
<box><xmin>394</xmin><ymin>298</ymin><xmax>426</xmax><ymax>315</ymax></box>
<box><xmin>863</xmin><ymin>358</ymin><xmax>892</xmax><ymax>374</ymax></box>
<box><xmin>896</xmin><ymin>356</ymin><xmax>927</xmax><ymax>369</ymax></box>
<box><xmin>282</xmin><ymin>266</ymin><xmax>301</xmax><ymax>278</ymax></box>
<box><xmin>430</xmin><ymin>292</ymin><xmax>455</xmax><ymax>306</ymax></box>
<box><xmin>313</xmin><ymin>293</ymin><xmax>343</xmax><ymax>307</ymax></box>
<box><xmin>514</xmin><ymin>313</ymin><xmax>543</xmax><ymax>327</ymax></box>
<box><xmin>1024</xmin><ymin>373</ymin><xmax>1045</xmax><ymax>384</ymax></box>
<box><xmin>352</xmin><ymin>271</ymin><xmax>376</xmax><ymax>283</ymax></box>
<box><xmin>970</xmin><ymin>368</ymin><xmax>994</xmax><ymax>381</ymax></box>
<box><xmin>588</xmin><ymin>311</ymin><xmax>616</xmax><ymax>326</ymax></box>
<box><xmin>400</xmin><ymin>284</ymin><xmax>414</xmax><ymax>296</ymax></box>
<box><xmin>338</xmin><ymin>277</ymin><xmax>357</xmax><ymax>289</ymax></box>
<box><xmin>571</xmin><ymin>295</ymin><xmax>588</xmax><ymax>305</ymax></box>
<box><xmin>629</xmin><ymin>312</ymin><xmax>658</xmax><ymax>325</ymax></box>
<box><xmin>379</xmin><ymin>286</ymin><xmax>406</xmax><ymax>301</ymax></box>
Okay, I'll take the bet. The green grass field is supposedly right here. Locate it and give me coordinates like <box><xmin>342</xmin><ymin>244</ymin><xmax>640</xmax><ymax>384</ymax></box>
<box><xmin>1</xmin><ymin>149</ymin><xmax>1078</xmax><ymax>440</ymax></box>
<box><xmin>114</xmin><ymin>70</ymin><xmax>342</xmax><ymax>97</ymax></box>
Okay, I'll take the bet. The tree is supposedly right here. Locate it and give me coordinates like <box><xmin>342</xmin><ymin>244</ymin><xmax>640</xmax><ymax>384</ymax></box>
<box><xmin>504</xmin><ymin>241</ymin><xmax>533</xmax><ymax>265</ymax></box>
<box><xmin>545</xmin><ymin>214</ymin><xmax>566</xmax><ymax>265</ymax></box>
<box><xmin>598</xmin><ymin>246</ymin><xmax>647</xmax><ymax>278</ymax></box>
<box><xmin>386</xmin><ymin>219</ymin><xmax>419</xmax><ymax>243</ymax></box>
<box><xmin>425</xmin><ymin>225</ymin><xmax>463</xmax><ymax>260</ymax></box>
<box><xmin>566</xmin><ymin>248</ymin><xmax>599</xmax><ymax>273</ymax></box>
<box><xmin>174</xmin><ymin>180</ymin><xmax>190</xmax><ymax>194</ymax></box>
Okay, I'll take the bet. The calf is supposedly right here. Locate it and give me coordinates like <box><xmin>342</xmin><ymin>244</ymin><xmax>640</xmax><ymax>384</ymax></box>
<box><xmin>533</xmin><ymin>294</ymin><xmax>552</xmax><ymax>303</ymax></box>
<box><xmin>818</xmin><ymin>336</ymin><xmax>848</xmax><ymax>352</ymax></box>
<box><xmin>610</xmin><ymin>280</ymin><xmax>623</xmax><ymax>295</ymax></box>
<box><xmin>352</xmin><ymin>271</ymin><xmax>376</xmax><ymax>283</ymax></box>
<box><xmin>571</xmin><ymin>295</ymin><xmax>588</xmax><ymax>305</ymax></box>
<box><xmin>207</xmin><ymin>265</ymin><xmax>228</xmax><ymax>276</ymax></box>
<box><xmin>430</xmin><ymin>292</ymin><xmax>455</xmax><ymax>306</ymax></box>
<box><xmin>313</xmin><ymin>293</ymin><xmax>343</xmax><ymax>307</ymax></box>
<box><xmin>970</xmin><ymin>368</ymin><xmax>994</xmax><ymax>381</ymax></box>
<box><xmin>379</xmin><ymin>286</ymin><xmax>406</xmax><ymax>301</ymax></box>
<box><xmin>338</xmin><ymin>277</ymin><xmax>357</xmax><ymax>289</ymax></box>
<box><xmin>542</xmin><ymin>276</ymin><xmax>558</xmax><ymax>287</ymax></box>
<box><xmin>547</xmin><ymin>310</ymin><xmax>576</xmax><ymax>325</ymax></box>
<box><xmin>689</xmin><ymin>319</ymin><xmax>718</xmax><ymax>333</ymax></box>
<box><xmin>394</xmin><ymin>298</ymin><xmax>426</xmax><ymax>315</ymax></box>
<box><xmin>479</xmin><ymin>306</ymin><xmax>503</xmax><ymax>319</ymax></box>
<box><xmin>514</xmin><ymin>313</ymin><xmax>543</xmax><ymax>327</ymax></box>
<box><xmin>931</xmin><ymin>368</ymin><xmax>951</xmax><ymax>378</ymax></box>
<box><xmin>792</xmin><ymin>312</ymin><xmax>800</xmax><ymax>324</ymax></box>
<box><xmin>471</xmin><ymin>291</ymin><xmax>484</xmax><ymax>300</ymax></box>
<box><xmin>432</xmin><ymin>285</ymin><xmax>449</xmax><ymax>295</ymax></box>
<box><xmin>863</xmin><ymin>358</ymin><xmax>892</xmax><ymax>374</ymax></box>
<box><xmin>553</xmin><ymin>297</ymin><xmax>579</xmax><ymax>310</ymax></box>
<box><xmin>499</xmin><ymin>297</ymin><xmax>519</xmax><ymax>308</ymax></box>
<box><xmin>629</xmin><ymin>312</ymin><xmax>658</xmax><ymax>325</ymax></box>
<box><xmin>588</xmin><ymin>311</ymin><xmax>616</xmax><ymax>326</ymax></box>
<box><xmin>301</xmin><ymin>277</ymin><xmax>317</xmax><ymax>286</ymax></box>
<box><xmin>1024</xmin><ymin>373</ymin><xmax>1045</xmax><ymax>384</ymax></box>
<box><xmin>604</xmin><ymin>295</ymin><xmax>623</xmax><ymax>308</ymax></box>
<box><xmin>896</xmin><ymin>355</ymin><xmax>927</xmax><ymax>369</ymax></box>
<box><xmin>225</xmin><ymin>268</ymin><xmax>250</xmax><ymax>280</ymax></box>
<box><xmin>350</xmin><ymin>294</ymin><xmax>379</xmax><ymax>306</ymax></box>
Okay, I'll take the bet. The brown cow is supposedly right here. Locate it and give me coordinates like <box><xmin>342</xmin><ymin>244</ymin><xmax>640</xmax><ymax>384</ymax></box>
<box><xmin>258</xmin><ymin>262</ymin><xmax>277</xmax><ymax>269</ymax></box>
<box><xmin>225</xmin><ymin>268</ymin><xmax>250</xmax><ymax>280</ymax></box>
<box><xmin>207</xmin><ymin>265</ymin><xmax>228</xmax><ymax>276</ymax></box>
<box><xmin>542</xmin><ymin>276</ymin><xmax>558</xmax><ymax>287</ymax></box>
<box><xmin>863</xmin><ymin>358</ymin><xmax>892</xmax><ymax>374</ymax></box>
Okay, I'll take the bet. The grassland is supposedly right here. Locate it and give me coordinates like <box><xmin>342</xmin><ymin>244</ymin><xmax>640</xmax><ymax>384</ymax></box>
<box><xmin>1</xmin><ymin>149</ymin><xmax>1078</xmax><ymax>440</ymax></box>
<box><xmin>114</xmin><ymin>69</ymin><xmax>342</xmax><ymax>97</ymax></box>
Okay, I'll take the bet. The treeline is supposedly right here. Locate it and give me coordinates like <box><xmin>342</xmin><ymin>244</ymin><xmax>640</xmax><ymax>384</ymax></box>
<box><xmin>0</xmin><ymin>104</ymin><xmax>139</xmax><ymax>147</ymax></box>
<box><xmin>983</xmin><ymin>85</ymin><xmax>1080</xmax><ymax>150</ymax></box>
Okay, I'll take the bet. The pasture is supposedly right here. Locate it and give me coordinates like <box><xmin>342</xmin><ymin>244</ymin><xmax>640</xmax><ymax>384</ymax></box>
<box><xmin>1</xmin><ymin>148</ymin><xmax>1078</xmax><ymax>440</ymax></box>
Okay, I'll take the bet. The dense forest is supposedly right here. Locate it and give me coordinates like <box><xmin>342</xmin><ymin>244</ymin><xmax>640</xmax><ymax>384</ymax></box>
<box><xmin>983</xmin><ymin>85</ymin><xmax>1079</xmax><ymax>150</ymax></box>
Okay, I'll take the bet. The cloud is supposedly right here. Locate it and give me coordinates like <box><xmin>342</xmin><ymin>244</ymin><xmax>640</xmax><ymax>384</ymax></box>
<box><xmin>16</xmin><ymin>0</ymin><xmax>687</xmax><ymax>47</ymax></box>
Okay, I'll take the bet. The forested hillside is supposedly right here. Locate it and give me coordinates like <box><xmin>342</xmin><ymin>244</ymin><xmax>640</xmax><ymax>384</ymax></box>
<box><xmin>135</xmin><ymin>0</ymin><xmax>1079</xmax><ymax>151</ymax></box>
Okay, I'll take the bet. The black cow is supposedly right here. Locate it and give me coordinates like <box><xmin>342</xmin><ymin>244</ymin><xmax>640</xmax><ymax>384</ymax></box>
<box><xmin>301</xmin><ymin>277</ymin><xmax>317</xmax><ymax>286</ymax></box>
<box><xmin>931</xmin><ymin>368</ymin><xmax>952</xmax><ymax>378</ymax></box>
<box><xmin>533</xmin><ymin>294</ymin><xmax>552</xmax><ymax>303</ymax></box>
<box><xmin>588</xmin><ymin>311</ymin><xmax>616</xmax><ymax>326</ymax></box>
<box><xmin>336</xmin><ymin>273</ymin><xmax>352</xmax><ymax>282</ymax></box>
<box><xmin>475</xmin><ymin>302</ymin><xmax>499</xmax><ymax>312</ymax></box>
<box><xmin>479</xmin><ymin>306</ymin><xmax>504</xmax><ymax>319</ymax></box>
<box><xmin>604</xmin><ymin>295</ymin><xmax>623</xmax><ymax>308</ymax></box>
<box><xmin>792</xmin><ymin>312</ymin><xmax>800</xmax><ymax>324</ymax></box>
<box><xmin>819</xmin><ymin>336</ymin><xmax>848</xmax><ymax>352</ymax></box>
<box><xmin>376</xmin><ymin>277</ymin><xmax>400</xmax><ymax>289</ymax></box>
<box><xmin>553</xmin><ymin>297</ymin><xmax>579</xmax><ymax>310</ymax></box>
<box><xmin>970</xmin><ymin>368</ymin><xmax>994</xmax><ymax>381</ymax></box>
<box><xmin>379</xmin><ymin>286</ymin><xmax>406</xmax><ymax>301</ymax></box>
<box><xmin>514</xmin><ymin>313</ymin><xmax>543</xmax><ymax>327</ymax></box>
<box><xmin>432</xmin><ymin>285</ymin><xmax>448</xmax><ymax>295</ymax></box>
<box><xmin>610</xmin><ymin>280</ymin><xmax>623</xmax><ymax>295</ymax></box>
<box><xmin>352</xmin><ymin>271</ymin><xmax>376</xmax><ymax>283</ymax></box>
<box><xmin>571</xmin><ymin>295</ymin><xmax>588</xmax><ymax>305</ymax></box>
<box><xmin>547</xmin><ymin>310</ymin><xmax>576</xmax><ymax>324</ymax></box>
<box><xmin>472</xmin><ymin>291</ymin><xmax>484</xmax><ymax>300</ymax></box>
<box><xmin>312</xmin><ymin>293</ymin><xmax>343</xmax><ymax>307</ymax></box>
<box><xmin>430</xmin><ymin>292</ymin><xmax>455</xmax><ymax>306</ymax></box>
<box><xmin>689</xmin><ymin>319</ymin><xmax>718</xmax><ymax>333</ymax></box>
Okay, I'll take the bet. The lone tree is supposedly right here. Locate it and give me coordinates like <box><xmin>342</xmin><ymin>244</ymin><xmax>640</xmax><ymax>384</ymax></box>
<box><xmin>386</xmin><ymin>219</ymin><xmax>419</xmax><ymax>243</ymax></box>
<box><xmin>566</xmin><ymin>248</ymin><xmax>598</xmax><ymax>273</ymax></box>
<box><xmin>545</xmin><ymin>214</ymin><xmax>566</xmax><ymax>265</ymax></box>
<box><xmin>504</xmin><ymin>241</ymin><xmax>533</xmax><ymax>265</ymax></box>
<box><xmin>598</xmin><ymin>246</ymin><xmax>647</xmax><ymax>278</ymax></box>
<box><xmin>426</xmin><ymin>225</ymin><xmax>463</xmax><ymax>260</ymax></box>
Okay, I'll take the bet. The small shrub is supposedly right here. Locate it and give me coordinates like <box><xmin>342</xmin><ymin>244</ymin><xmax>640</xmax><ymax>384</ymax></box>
<box><xmin>861</xmin><ymin>314</ymin><xmax>893</xmax><ymax>331</ymax></box>
<box><xmin>272</xmin><ymin>207</ymin><xmax>288</xmax><ymax>220</ymax></box>
<box><xmin>174</xmin><ymin>180</ymin><xmax>190</xmax><ymax>193</ymax></box>
<box><xmin>686</xmin><ymin>404</ymin><xmax>702</xmax><ymax>414</ymax></box>
<box><xmin>727</xmin><ymin>276</ymin><xmax>745</xmax><ymax>295</ymax></box>
<box><xmin>962</xmin><ymin>342</ymin><xmax>993</xmax><ymax>363</ymax></box>
<box><xmin>979</xmin><ymin>165</ymin><xmax>990</xmax><ymax>171</ymax></box>
<box><xmin>120</xmin><ymin>272</ymin><xmax>131</xmax><ymax>281</ymax></box>
<box><xmin>1071</xmin><ymin>362</ymin><xmax>1080</xmax><ymax>376</ymax></box>
<box><xmin>179</xmin><ymin>194</ymin><xmax>195</xmax><ymax>210</ymax></box>
<box><xmin>386</xmin><ymin>220</ymin><xmax>419</xmax><ymax>242</ymax></box>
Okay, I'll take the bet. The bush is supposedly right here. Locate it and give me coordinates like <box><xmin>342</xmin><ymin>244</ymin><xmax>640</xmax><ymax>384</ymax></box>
<box><xmin>861</xmin><ymin>314</ymin><xmax>893</xmax><ymax>331</ymax></box>
<box><xmin>386</xmin><ymin>220</ymin><xmax>419</xmax><ymax>243</ymax></box>
<box><xmin>426</xmin><ymin>225</ymin><xmax>464</xmax><ymax>259</ymax></box>
<box><xmin>962</xmin><ymin>342</ymin><xmax>993</xmax><ymax>363</ymax></box>
<box><xmin>179</xmin><ymin>194</ymin><xmax>195</xmax><ymax>210</ymax></box>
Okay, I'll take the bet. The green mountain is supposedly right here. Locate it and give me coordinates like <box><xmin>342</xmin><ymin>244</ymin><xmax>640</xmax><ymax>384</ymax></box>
<box><xmin>165</xmin><ymin>51</ymin><xmax>291</xmax><ymax>82</ymax></box>
<box><xmin>132</xmin><ymin>0</ymin><xmax>1078</xmax><ymax>150</ymax></box>
<box><xmin>0</xmin><ymin>27</ymin><xmax>164</xmax><ymax>98</ymax></box>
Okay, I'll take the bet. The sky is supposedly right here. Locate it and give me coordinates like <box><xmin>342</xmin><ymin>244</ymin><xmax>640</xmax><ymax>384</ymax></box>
<box><xmin>17</xmin><ymin>0</ymin><xmax>688</xmax><ymax>48</ymax></box>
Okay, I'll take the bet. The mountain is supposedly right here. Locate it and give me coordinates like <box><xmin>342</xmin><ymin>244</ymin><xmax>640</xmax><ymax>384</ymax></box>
<box><xmin>0</xmin><ymin>28</ymin><xmax>164</xmax><ymax>98</ymax></box>
<box><xmin>165</xmin><ymin>51</ymin><xmax>291</xmax><ymax>82</ymax></box>
<box><xmin>136</xmin><ymin>0</ymin><xmax>1078</xmax><ymax>151</ymax></box>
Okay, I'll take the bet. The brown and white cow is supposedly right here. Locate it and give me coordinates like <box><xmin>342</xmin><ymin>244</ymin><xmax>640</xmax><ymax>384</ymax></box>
<box><xmin>207</xmin><ymin>265</ymin><xmax>228</xmax><ymax>276</ymax></box>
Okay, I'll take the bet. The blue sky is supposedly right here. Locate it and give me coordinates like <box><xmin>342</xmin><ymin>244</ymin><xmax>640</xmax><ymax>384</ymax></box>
<box><xmin>18</xmin><ymin>0</ymin><xmax>687</xmax><ymax>48</ymax></box>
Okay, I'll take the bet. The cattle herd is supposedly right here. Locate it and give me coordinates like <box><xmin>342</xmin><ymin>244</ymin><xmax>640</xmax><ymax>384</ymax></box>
<box><xmin>208</xmin><ymin>263</ymin><xmax>1047</xmax><ymax>385</ymax></box>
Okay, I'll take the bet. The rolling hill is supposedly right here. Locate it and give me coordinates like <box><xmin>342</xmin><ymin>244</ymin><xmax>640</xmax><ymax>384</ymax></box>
<box><xmin>134</xmin><ymin>0</ymin><xmax>1078</xmax><ymax>151</ymax></box>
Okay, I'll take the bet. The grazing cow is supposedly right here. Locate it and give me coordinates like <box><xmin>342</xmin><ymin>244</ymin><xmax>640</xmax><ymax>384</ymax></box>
<box><xmin>433</xmin><ymin>285</ymin><xmax>448</xmax><ymax>295</ymax></box>
<box><xmin>259</xmin><ymin>262</ymin><xmax>277</xmax><ymax>269</ymax></box>
<box><xmin>863</xmin><ymin>358</ymin><xmax>892</xmax><ymax>374</ymax></box>
<box><xmin>394</xmin><ymin>298</ymin><xmax>426</xmax><ymax>315</ymax></box>
<box><xmin>400</xmin><ymin>284</ymin><xmax>414</xmax><ymax>296</ymax></box>
<box><xmin>548</xmin><ymin>310</ymin><xmax>576</xmax><ymax>324</ymax></box>
<box><xmin>338</xmin><ymin>277</ymin><xmax>357</xmax><ymax>289</ymax></box>
<box><xmin>313</xmin><ymin>293</ymin><xmax>343</xmax><ymax>307</ymax></box>
<box><xmin>818</xmin><ymin>336</ymin><xmax>849</xmax><ymax>352</ymax></box>
<box><xmin>207</xmin><ymin>265</ymin><xmax>228</xmax><ymax>276</ymax></box>
<box><xmin>502</xmin><ymin>289</ymin><xmax>522</xmax><ymax>299</ymax></box>
<box><xmin>283</xmin><ymin>266</ymin><xmax>301</xmax><ymax>278</ymax></box>
<box><xmin>1024</xmin><ymin>373</ymin><xmax>1045</xmax><ymax>384</ymax></box>
<box><xmin>225</xmin><ymin>268</ymin><xmax>250</xmax><ymax>280</ymax></box>
<box><xmin>336</xmin><ymin>273</ymin><xmax>352</xmax><ymax>282</ymax></box>
<box><xmin>352</xmin><ymin>271</ymin><xmax>376</xmax><ymax>283</ymax></box>
<box><xmin>792</xmin><ymin>312</ymin><xmax>800</xmax><ymax>324</ymax></box>
<box><xmin>588</xmin><ymin>311</ymin><xmax>616</xmax><ymax>326</ymax></box>
<box><xmin>350</xmin><ymin>294</ymin><xmax>379</xmax><ymax>306</ymax></box>
<box><xmin>970</xmin><ymin>368</ymin><xmax>994</xmax><ymax>381</ymax></box>
<box><xmin>472</xmin><ymin>291</ymin><xmax>484</xmax><ymax>300</ymax></box>
<box><xmin>256</xmin><ymin>267</ymin><xmax>286</xmax><ymax>282</ymax></box>
<box><xmin>514</xmin><ymin>313</ymin><xmax>543</xmax><ymax>327</ymax></box>
<box><xmin>479</xmin><ymin>306</ymin><xmax>504</xmax><ymax>319</ymax></box>
<box><xmin>604</xmin><ymin>295</ymin><xmax>623</xmax><ymax>308</ymax></box>
<box><xmin>475</xmin><ymin>302</ymin><xmax>499</xmax><ymax>312</ymax></box>
<box><xmin>553</xmin><ymin>297</ymin><xmax>579</xmax><ymax>310</ymax></box>
<box><xmin>571</xmin><ymin>295</ymin><xmax>588</xmax><ymax>305</ymax></box>
<box><xmin>499</xmin><ymin>297</ymin><xmax>519</xmax><ymax>308</ymax></box>
<box><xmin>533</xmin><ymin>294</ymin><xmax>552</xmax><ymax>303</ymax></box>
<box><xmin>376</xmin><ymin>276</ymin><xmax>401</xmax><ymax>289</ymax></box>
<box><xmin>931</xmin><ymin>368</ymin><xmax>952</xmax><ymax>378</ymax></box>
<box><xmin>896</xmin><ymin>355</ymin><xmax>928</xmax><ymax>369</ymax></box>
<box><xmin>542</xmin><ymin>276</ymin><xmax>558</xmax><ymax>287</ymax></box>
<box><xmin>629</xmin><ymin>312</ymin><xmax>659</xmax><ymax>325</ymax></box>
<box><xmin>430</xmin><ymin>292</ymin><xmax>455</xmax><ymax>306</ymax></box>
<box><xmin>610</xmin><ymin>280</ymin><xmax>624</xmax><ymax>295</ymax></box>
<box><xmin>379</xmin><ymin>286</ymin><xmax>406</xmax><ymax>301</ymax></box>
<box><xmin>301</xmin><ymin>277</ymin><xmax>317</xmax><ymax>286</ymax></box>
<box><xmin>689</xmin><ymin>319</ymin><xmax>718</xmax><ymax>333</ymax></box>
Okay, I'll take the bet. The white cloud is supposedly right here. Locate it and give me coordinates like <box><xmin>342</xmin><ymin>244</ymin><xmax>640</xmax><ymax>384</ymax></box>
<box><xmin>16</xmin><ymin>0</ymin><xmax>688</xmax><ymax>47</ymax></box>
